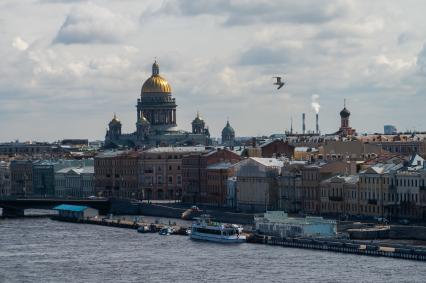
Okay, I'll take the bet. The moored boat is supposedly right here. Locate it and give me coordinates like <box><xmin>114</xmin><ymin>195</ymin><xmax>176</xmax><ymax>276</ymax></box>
<box><xmin>190</xmin><ymin>215</ymin><xmax>246</xmax><ymax>243</ymax></box>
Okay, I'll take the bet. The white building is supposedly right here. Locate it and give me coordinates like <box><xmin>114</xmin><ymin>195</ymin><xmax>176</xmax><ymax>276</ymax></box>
<box><xmin>235</xmin><ymin>158</ymin><xmax>283</xmax><ymax>212</ymax></box>
<box><xmin>55</xmin><ymin>166</ymin><xmax>94</xmax><ymax>198</ymax></box>
<box><xmin>0</xmin><ymin>161</ymin><xmax>11</xmax><ymax>196</ymax></box>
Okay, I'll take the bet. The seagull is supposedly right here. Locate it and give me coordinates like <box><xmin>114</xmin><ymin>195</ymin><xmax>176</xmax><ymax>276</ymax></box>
<box><xmin>273</xmin><ymin>76</ymin><xmax>285</xmax><ymax>90</ymax></box>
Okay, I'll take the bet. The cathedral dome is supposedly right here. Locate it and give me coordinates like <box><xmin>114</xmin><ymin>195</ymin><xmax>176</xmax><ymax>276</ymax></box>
<box><xmin>222</xmin><ymin>120</ymin><xmax>235</xmax><ymax>136</ymax></box>
<box><xmin>141</xmin><ymin>61</ymin><xmax>172</xmax><ymax>94</ymax></box>
<box><xmin>109</xmin><ymin>113</ymin><xmax>121</xmax><ymax>125</ymax></box>
<box><xmin>192</xmin><ymin>112</ymin><xmax>204</xmax><ymax>124</ymax></box>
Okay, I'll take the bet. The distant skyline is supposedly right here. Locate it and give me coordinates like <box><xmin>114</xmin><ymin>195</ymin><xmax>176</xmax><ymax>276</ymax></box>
<box><xmin>1</xmin><ymin>0</ymin><xmax>426</xmax><ymax>142</ymax></box>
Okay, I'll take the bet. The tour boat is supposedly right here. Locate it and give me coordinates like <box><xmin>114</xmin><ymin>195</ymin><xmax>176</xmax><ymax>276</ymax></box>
<box><xmin>190</xmin><ymin>215</ymin><xmax>246</xmax><ymax>243</ymax></box>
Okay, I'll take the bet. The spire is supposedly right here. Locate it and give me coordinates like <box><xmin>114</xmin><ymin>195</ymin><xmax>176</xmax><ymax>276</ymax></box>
<box><xmin>196</xmin><ymin>111</ymin><xmax>200</xmax><ymax>119</ymax></box>
<box><xmin>152</xmin><ymin>60</ymin><xmax>159</xmax><ymax>75</ymax></box>
<box><xmin>344</xmin><ymin>98</ymin><xmax>346</xmax><ymax>108</ymax></box>
<box><xmin>290</xmin><ymin>116</ymin><xmax>293</xmax><ymax>134</ymax></box>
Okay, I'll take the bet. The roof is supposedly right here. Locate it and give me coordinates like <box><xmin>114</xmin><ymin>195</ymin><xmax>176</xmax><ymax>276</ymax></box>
<box><xmin>251</xmin><ymin>157</ymin><xmax>284</xmax><ymax>167</ymax></box>
<box><xmin>53</xmin><ymin>204</ymin><xmax>90</xmax><ymax>212</ymax></box>
<box><xmin>145</xmin><ymin>146</ymin><xmax>208</xmax><ymax>153</ymax></box>
<box><xmin>207</xmin><ymin>162</ymin><xmax>233</xmax><ymax>170</ymax></box>
<box><xmin>56</xmin><ymin>166</ymin><xmax>94</xmax><ymax>174</ymax></box>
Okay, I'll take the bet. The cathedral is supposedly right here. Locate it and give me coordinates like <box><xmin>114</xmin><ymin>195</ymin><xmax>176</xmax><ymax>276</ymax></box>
<box><xmin>105</xmin><ymin>61</ymin><xmax>211</xmax><ymax>148</ymax></box>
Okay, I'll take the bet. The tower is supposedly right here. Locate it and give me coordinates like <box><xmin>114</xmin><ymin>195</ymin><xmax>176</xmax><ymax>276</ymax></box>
<box><xmin>191</xmin><ymin>111</ymin><xmax>205</xmax><ymax>134</ymax></box>
<box><xmin>222</xmin><ymin>119</ymin><xmax>235</xmax><ymax>146</ymax></box>
<box><xmin>338</xmin><ymin>99</ymin><xmax>356</xmax><ymax>137</ymax></box>
<box><xmin>302</xmin><ymin>113</ymin><xmax>306</xmax><ymax>134</ymax></box>
<box><xmin>136</xmin><ymin>112</ymin><xmax>150</xmax><ymax>141</ymax></box>
<box><xmin>106</xmin><ymin>113</ymin><xmax>122</xmax><ymax>141</ymax></box>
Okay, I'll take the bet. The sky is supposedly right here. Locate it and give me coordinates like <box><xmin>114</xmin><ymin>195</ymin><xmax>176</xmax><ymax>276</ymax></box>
<box><xmin>1</xmin><ymin>0</ymin><xmax>426</xmax><ymax>142</ymax></box>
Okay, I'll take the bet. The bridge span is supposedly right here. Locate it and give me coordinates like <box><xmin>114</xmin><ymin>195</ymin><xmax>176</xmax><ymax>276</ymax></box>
<box><xmin>0</xmin><ymin>198</ymin><xmax>112</xmax><ymax>217</ymax></box>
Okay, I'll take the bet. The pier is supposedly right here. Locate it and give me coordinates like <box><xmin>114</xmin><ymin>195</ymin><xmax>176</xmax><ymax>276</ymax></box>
<box><xmin>251</xmin><ymin>235</ymin><xmax>426</xmax><ymax>262</ymax></box>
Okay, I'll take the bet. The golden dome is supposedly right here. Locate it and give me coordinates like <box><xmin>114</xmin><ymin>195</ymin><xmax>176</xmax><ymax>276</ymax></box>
<box><xmin>110</xmin><ymin>113</ymin><xmax>120</xmax><ymax>124</ymax></box>
<box><xmin>141</xmin><ymin>61</ymin><xmax>172</xmax><ymax>93</ymax></box>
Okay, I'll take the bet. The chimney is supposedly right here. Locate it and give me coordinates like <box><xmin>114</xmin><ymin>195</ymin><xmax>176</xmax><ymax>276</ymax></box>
<box><xmin>302</xmin><ymin>113</ymin><xmax>306</xmax><ymax>134</ymax></box>
<box><xmin>316</xmin><ymin>113</ymin><xmax>319</xmax><ymax>134</ymax></box>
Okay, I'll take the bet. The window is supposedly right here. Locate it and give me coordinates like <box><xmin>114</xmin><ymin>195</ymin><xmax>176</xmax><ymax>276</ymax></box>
<box><xmin>168</xmin><ymin>176</ymin><xmax>173</xmax><ymax>185</ymax></box>
<box><xmin>157</xmin><ymin>175</ymin><xmax>163</xmax><ymax>184</ymax></box>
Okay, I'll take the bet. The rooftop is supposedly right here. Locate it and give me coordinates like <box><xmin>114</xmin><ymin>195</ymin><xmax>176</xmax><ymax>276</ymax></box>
<box><xmin>53</xmin><ymin>204</ymin><xmax>90</xmax><ymax>212</ymax></box>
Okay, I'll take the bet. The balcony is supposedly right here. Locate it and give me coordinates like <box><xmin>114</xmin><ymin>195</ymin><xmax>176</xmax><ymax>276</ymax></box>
<box><xmin>329</xmin><ymin>196</ymin><xmax>343</xmax><ymax>202</ymax></box>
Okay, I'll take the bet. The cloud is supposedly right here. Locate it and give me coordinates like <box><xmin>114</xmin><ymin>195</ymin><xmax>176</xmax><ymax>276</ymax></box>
<box><xmin>53</xmin><ymin>3</ymin><xmax>135</xmax><ymax>44</ymax></box>
<box><xmin>12</xmin><ymin>37</ymin><xmax>29</xmax><ymax>51</ymax></box>
<box><xmin>416</xmin><ymin>44</ymin><xmax>426</xmax><ymax>74</ymax></box>
<box><xmin>154</xmin><ymin>0</ymin><xmax>349</xmax><ymax>26</ymax></box>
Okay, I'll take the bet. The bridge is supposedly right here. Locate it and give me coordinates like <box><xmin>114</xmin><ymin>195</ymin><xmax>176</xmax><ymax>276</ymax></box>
<box><xmin>0</xmin><ymin>198</ymin><xmax>112</xmax><ymax>217</ymax></box>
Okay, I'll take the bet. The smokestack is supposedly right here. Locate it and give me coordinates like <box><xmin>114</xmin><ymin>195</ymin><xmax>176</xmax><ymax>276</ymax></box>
<box><xmin>316</xmin><ymin>113</ymin><xmax>319</xmax><ymax>134</ymax></box>
<box><xmin>302</xmin><ymin>113</ymin><xmax>306</xmax><ymax>134</ymax></box>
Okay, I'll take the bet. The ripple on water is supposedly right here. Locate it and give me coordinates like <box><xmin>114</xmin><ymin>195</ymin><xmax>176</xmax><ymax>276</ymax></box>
<box><xmin>0</xmin><ymin>218</ymin><xmax>425</xmax><ymax>283</ymax></box>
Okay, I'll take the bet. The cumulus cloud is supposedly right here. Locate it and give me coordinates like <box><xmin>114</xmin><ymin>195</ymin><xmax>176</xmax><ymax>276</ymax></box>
<box><xmin>12</xmin><ymin>37</ymin><xmax>29</xmax><ymax>51</ymax></box>
<box><xmin>416</xmin><ymin>44</ymin><xmax>426</xmax><ymax>74</ymax></box>
<box><xmin>154</xmin><ymin>0</ymin><xmax>349</xmax><ymax>26</ymax></box>
<box><xmin>53</xmin><ymin>3</ymin><xmax>135</xmax><ymax>44</ymax></box>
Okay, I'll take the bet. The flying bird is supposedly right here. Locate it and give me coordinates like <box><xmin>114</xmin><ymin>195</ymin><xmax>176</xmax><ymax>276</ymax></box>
<box><xmin>273</xmin><ymin>76</ymin><xmax>285</xmax><ymax>90</ymax></box>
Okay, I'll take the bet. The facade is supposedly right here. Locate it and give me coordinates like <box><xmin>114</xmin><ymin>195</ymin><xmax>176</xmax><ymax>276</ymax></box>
<box><xmin>94</xmin><ymin>151</ymin><xmax>140</xmax><ymax>199</ymax></box>
<box><xmin>255</xmin><ymin>211</ymin><xmax>337</xmax><ymax>238</ymax></box>
<box><xmin>300</xmin><ymin>161</ymin><xmax>348</xmax><ymax>215</ymax></box>
<box><xmin>0</xmin><ymin>142</ymin><xmax>53</xmax><ymax>155</ymax></box>
<box><xmin>204</xmin><ymin>163</ymin><xmax>235</xmax><ymax>206</ymax></box>
<box><xmin>277</xmin><ymin>163</ymin><xmax>304</xmax><ymax>213</ymax></box>
<box><xmin>236</xmin><ymin>158</ymin><xmax>283</xmax><ymax>212</ymax></box>
<box><xmin>10</xmin><ymin>160</ymin><xmax>33</xmax><ymax>196</ymax></box>
<box><xmin>182</xmin><ymin>148</ymin><xmax>241</xmax><ymax>203</ymax></box>
<box><xmin>105</xmin><ymin>61</ymin><xmax>211</xmax><ymax>148</ymax></box>
<box><xmin>260</xmin><ymin>139</ymin><xmax>295</xmax><ymax>158</ymax></box>
<box><xmin>55</xmin><ymin>166</ymin><xmax>94</xmax><ymax>198</ymax></box>
<box><xmin>140</xmin><ymin>147</ymin><xmax>210</xmax><ymax>200</ymax></box>
<box><xmin>320</xmin><ymin>175</ymin><xmax>359</xmax><ymax>216</ymax></box>
<box><xmin>0</xmin><ymin>161</ymin><xmax>11</xmax><ymax>196</ymax></box>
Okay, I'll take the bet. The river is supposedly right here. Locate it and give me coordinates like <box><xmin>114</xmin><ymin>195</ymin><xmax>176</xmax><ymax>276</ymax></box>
<box><xmin>0</xmin><ymin>217</ymin><xmax>425</xmax><ymax>283</ymax></box>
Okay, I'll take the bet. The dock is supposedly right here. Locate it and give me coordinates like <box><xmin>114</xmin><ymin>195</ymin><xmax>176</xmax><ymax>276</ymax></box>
<box><xmin>249</xmin><ymin>234</ymin><xmax>426</xmax><ymax>261</ymax></box>
<box><xmin>51</xmin><ymin>216</ymin><xmax>189</xmax><ymax>235</ymax></box>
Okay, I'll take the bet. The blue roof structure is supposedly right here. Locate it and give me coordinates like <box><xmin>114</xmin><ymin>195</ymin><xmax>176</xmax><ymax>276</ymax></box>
<box><xmin>53</xmin><ymin>204</ymin><xmax>89</xmax><ymax>212</ymax></box>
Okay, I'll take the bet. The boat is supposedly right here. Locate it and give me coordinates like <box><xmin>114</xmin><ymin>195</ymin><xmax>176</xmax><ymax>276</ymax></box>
<box><xmin>190</xmin><ymin>215</ymin><xmax>246</xmax><ymax>243</ymax></box>
<box><xmin>159</xmin><ymin>226</ymin><xmax>174</xmax><ymax>236</ymax></box>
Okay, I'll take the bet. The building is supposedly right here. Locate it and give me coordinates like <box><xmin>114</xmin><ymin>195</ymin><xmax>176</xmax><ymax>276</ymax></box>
<box><xmin>320</xmin><ymin>175</ymin><xmax>359</xmax><ymax>216</ymax></box>
<box><xmin>221</xmin><ymin>120</ymin><xmax>235</xmax><ymax>147</ymax></box>
<box><xmin>0</xmin><ymin>161</ymin><xmax>11</xmax><ymax>196</ymax></box>
<box><xmin>94</xmin><ymin>151</ymin><xmax>140</xmax><ymax>199</ymax></box>
<box><xmin>182</xmin><ymin>148</ymin><xmax>241</xmax><ymax>204</ymax></box>
<box><xmin>10</xmin><ymin>160</ymin><xmax>33</xmax><ymax>196</ymax></box>
<box><xmin>300</xmin><ymin>161</ymin><xmax>348</xmax><ymax>215</ymax></box>
<box><xmin>105</xmin><ymin>61</ymin><xmax>212</xmax><ymax>148</ymax></box>
<box><xmin>139</xmin><ymin>146</ymin><xmax>213</xmax><ymax>201</ymax></box>
<box><xmin>277</xmin><ymin>162</ymin><xmax>304</xmax><ymax>213</ymax></box>
<box><xmin>384</xmin><ymin>125</ymin><xmax>397</xmax><ymax>135</ymax></box>
<box><xmin>226</xmin><ymin>176</ymin><xmax>237</xmax><ymax>208</ymax></box>
<box><xmin>255</xmin><ymin>211</ymin><xmax>337</xmax><ymax>238</ymax></box>
<box><xmin>55</xmin><ymin>166</ymin><xmax>94</xmax><ymax>198</ymax></box>
<box><xmin>260</xmin><ymin>139</ymin><xmax>295</xmax><ymax>158</ymax></box>
<box><xmin>235</xmin><ymin>157</ymin><xmax>283</xmax><ymax>212</ymax></box>
<box><xmin>204</xmin><ymin>162</ymin><xmax>235</xmax><ymax>206</ymax></box>
<box><xmin>0</xmin><ymin>142</ymin><xmax>53</xmax><ymax>155</ymax></box>
<box><xmin>53</xmin><ymin>204</ymin><xmax>98</xmax><ymax>220</ymax></box>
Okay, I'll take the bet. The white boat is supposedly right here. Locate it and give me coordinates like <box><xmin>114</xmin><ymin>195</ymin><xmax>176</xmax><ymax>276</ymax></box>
<box><xmin>190</xmin><ymin>215</ymin><xmax>246</xmax><ymax>243</ymax></box>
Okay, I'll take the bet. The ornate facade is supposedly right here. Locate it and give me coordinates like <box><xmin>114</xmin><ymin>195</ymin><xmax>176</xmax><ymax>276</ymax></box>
<box><xmin>105</xmin><ymin>61</ymin><xmax>211</xmax><ymax>148</ymax></box>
